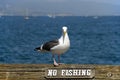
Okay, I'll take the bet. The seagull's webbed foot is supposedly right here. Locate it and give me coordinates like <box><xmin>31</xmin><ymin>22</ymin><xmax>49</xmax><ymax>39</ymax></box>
<box><xmin>58</xmin><ymin>63</ymin><xmax>64</xmax><ymax>65</ymax></box>
<box><xmin>53</xmin><ymin>58</ymin><xmax>59</xmax><ymax>67</ymax></box>
<box><xmin>54</xmin><ymin>62</ymin><xmax>59</xmax><ymax>67</ymax></box>
<box><xmin>52</xmin><ymin>54</ymin><xmax>59</xmax><ymax>67</ymax></box>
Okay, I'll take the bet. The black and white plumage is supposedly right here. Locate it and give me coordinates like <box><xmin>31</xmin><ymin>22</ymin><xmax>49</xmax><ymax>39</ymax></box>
<box><xmin>35</xmin><ymin>26</ymin><xmax>70</xmax><ymax>66</ymax></box>
<box><xmin>35</xmin><ymin>40</ymin><xmax>59</xmax><ymax>51</ymax></box>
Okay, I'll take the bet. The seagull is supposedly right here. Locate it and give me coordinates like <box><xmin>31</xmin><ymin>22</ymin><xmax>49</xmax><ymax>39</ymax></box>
<box><xmin>35</xmin><ymin>26</ymin><xmax>70</xmax><ymax>66</ymax></box>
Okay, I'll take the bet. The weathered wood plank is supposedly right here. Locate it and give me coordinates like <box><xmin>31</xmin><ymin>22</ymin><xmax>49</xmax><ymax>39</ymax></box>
<box><xmin>0</xmin><ymin>64</ymin><xmax>119</xmax><ymax>80</ymax></box>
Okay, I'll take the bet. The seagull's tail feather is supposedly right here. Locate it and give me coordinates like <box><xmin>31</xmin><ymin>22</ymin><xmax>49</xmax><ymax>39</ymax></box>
<box><xmin>34</xmin><ymin>45</ymin><xmax>47</xmax><ymax>52</ymax></box>
<box><xmin>34</xmin><ymin>47</ymin><xmax>41</xmax><ymax>51</ymax></box>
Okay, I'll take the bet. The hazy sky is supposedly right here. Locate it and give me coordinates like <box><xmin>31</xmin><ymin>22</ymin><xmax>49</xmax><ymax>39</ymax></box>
<box><xmin>0</xmin><ymin>0</ymin><xmax>120</xmax><ymax>15</ymax></box>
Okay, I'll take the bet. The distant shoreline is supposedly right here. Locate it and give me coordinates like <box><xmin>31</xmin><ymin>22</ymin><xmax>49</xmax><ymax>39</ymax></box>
<box><xmin>1</xmin><ymin>15</ymin><xmax>120</xmax><ymax>17</ymax></box>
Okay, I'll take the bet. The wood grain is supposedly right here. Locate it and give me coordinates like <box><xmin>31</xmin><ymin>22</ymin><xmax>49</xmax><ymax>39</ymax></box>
<box><xmin>0</xmin><ymin>64</ymin><xmax>119</xmax><ymax>80</ymax></box>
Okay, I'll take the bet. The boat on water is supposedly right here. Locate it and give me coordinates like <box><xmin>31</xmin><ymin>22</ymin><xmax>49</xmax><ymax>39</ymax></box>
<box><xmin>47</xmin><ymin>14</ymin><xmax>56</xmax><ymax>18</ymax></box>
<box><xmin>24</xmin><ymin>16</ymin><xmax>29</xmax><ymax>20</ymax></box>
<box><xmin>24</xmin><ymin>8</ymin><xmax>30</xmax><ymax>20</ymax></box>
<box><xmin>93</xmin><ymin>16</ymin><xmax>98</xmax><ymax>19</ymax></box>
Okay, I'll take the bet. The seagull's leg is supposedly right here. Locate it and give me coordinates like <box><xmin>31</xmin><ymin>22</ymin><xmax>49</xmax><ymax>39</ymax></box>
<box><xmin>52</xmin><ymin>54</ymin><xmax>59</xmax><ymax>66</ymax></box>
<box><xmin>58</xmin><ymin>54</ymin><xmax>64</xmax><ymax>65</ymax></box>
<box><xmin>58</xmin><ymin>54</ymin><xmax>61</xmax><ymax>63</ymax></box>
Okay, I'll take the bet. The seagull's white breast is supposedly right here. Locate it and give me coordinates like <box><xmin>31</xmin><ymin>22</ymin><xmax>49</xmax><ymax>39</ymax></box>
<box><xmin>51</xmin><ymin>32</ymin><xmax>70</xmax><ymax>54</ymax></box>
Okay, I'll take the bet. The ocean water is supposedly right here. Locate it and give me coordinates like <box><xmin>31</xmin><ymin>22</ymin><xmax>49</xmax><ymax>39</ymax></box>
<box><xmin>0</xmin><ymin>16</ymin><xmax>120</xmax><ymax>65</ymax></box>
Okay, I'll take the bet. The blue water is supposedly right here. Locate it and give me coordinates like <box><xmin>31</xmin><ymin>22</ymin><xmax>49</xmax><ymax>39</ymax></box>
<box><xmin>0</xmin><ymin>16</ymin><xmax>120</xmax><ymax>65</ymax></box>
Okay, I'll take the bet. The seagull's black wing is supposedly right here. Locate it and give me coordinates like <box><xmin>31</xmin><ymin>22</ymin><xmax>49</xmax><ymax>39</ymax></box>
<box><xmin>42</xmin><ymin>40</ymin><xmax>59</xmax><ymax>51</ymax></box>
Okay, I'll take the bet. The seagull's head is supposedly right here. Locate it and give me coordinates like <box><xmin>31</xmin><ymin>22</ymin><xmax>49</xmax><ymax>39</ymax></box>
<box><xmin>62</xmin><ymin>26</ymin><xmax>68</xmax><ymax>34</ymax></box>
<box><xmin>62</xmin><ymin>26</ymin><xmax>68</xmax><ymax>43</ymax></box>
